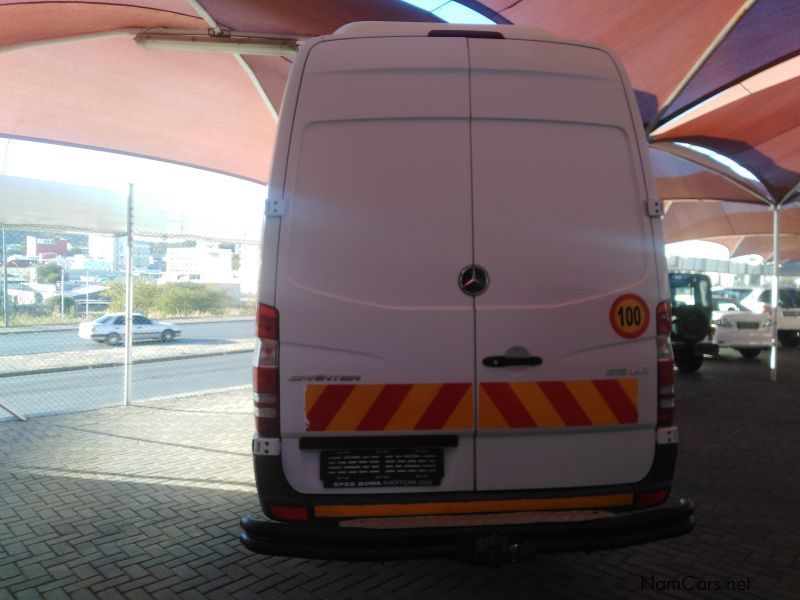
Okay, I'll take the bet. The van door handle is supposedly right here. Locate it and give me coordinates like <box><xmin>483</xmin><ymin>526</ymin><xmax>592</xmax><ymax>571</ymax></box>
<box><xmin>482</xmin><ymin>356</ymin><xmax>543</xmax><ymax>367</ymax></box>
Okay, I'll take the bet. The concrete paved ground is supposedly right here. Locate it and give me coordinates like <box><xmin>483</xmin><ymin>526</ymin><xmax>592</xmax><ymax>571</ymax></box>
<box><xmin>1</xmin><ymin>348</ymin><xmax>799</xmax><ymax>599</ymax></box>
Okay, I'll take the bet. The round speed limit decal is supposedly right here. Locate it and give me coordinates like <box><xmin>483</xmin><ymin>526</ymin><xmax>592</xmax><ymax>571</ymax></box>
<box><xmin>610</xmin><ymin>294</ymin><xmax>650</xmax><ymax>339</ymax></box>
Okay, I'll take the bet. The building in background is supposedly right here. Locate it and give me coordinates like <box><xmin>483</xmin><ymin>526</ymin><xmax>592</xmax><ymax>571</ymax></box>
<box><xmin>87</xmin><ymin>235</ymin><xmax>150</xmax><ymax>271</ymax></box>
<box><xmin>26</xmin><ymin>235</ymin><xmax>68</xmax><ymax>258</ymax></box>
<box><xmin>164</xmin><ymin>242</ymin><xmax>234</xmax><ymax>284</ymax></box>
<box><xmin>237</xmin><ymin>244</ymin><xmax>260</xmax><ymax>295</ymax></box>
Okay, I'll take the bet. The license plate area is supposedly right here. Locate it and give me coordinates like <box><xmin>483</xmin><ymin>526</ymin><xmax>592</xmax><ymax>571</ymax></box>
<box><xmin>736</xmin><ymin>322</ymin><xmax>759</xmax><ymax>329</ymax></box>
<box><xmin>320</xmin><ymin>448</ymin><xmax>443</xmax><ymax>489</ymax></box>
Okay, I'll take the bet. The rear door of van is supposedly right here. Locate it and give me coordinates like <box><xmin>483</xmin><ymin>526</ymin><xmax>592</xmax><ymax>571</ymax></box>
<box><xmin>273</xmin><ymin>32</ymin><xmax>660</xmax><ymax>498</ymax></box>
<box><xmin>275</xmin><ymin>36</ymin><xmax>477</xmax><ymax>494</ymax></box>
<box><xmin>468</xmin><ymin>38</ymin><xmax>659</xmax><ymax>490</ymax></box>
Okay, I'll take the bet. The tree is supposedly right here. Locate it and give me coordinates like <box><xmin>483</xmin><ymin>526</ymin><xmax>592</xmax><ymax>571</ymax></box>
<box><xmin>105</xmin><ymin>280</ymin><xmax>232</xmax><ymax>316</ymax></box>
<box><xmin>46</xmin><ymin>295</ymin><xmax>75</xmax><ymax>314</ymax></box>
<box><xmin>37</xmin><ymin>263</ymin><xmax>63</xmax><ymax>284</ymax></box>
<box><xmin>155</xmin><ymin>283</ymin><xmax>232</xmax><ymax>315</ymax></box>
<box><xmin>105</xmin><ymin>279</ymin><xmax>160</xmax><ymax>313</ymax></box>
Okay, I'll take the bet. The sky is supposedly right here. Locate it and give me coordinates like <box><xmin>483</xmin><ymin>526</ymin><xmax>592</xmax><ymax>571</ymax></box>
<box><xmin>401</xmin><ymin>1</ymin><xmax>493</xmax><ymax>23</ymax></box>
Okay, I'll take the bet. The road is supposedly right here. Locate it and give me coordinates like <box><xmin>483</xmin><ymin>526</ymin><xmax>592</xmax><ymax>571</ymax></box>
<box><xmin>0</xmin><ymin>319</ymin><xmax>254</xmax><ymax>356</ymax></box>
<box><xmin>0</xmin><ymin>352</ymin><xmax>251</xmax><ymax>419</ymax></box>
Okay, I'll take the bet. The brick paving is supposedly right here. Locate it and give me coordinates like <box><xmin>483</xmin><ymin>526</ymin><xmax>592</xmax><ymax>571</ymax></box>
<box><xmin>1</xmin><ymin>348</ymin><xmax>799</xmax><ymax>599</ymax></box>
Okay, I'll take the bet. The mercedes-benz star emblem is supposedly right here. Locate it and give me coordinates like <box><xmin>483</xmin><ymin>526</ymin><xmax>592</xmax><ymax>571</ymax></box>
<box><xmin>459</xmin><ymin>265</ymin><xmax>489</xmax><ymax>296</ymax></box>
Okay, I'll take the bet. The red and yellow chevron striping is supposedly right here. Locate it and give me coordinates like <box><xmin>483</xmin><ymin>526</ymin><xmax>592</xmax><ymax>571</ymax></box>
<box><xmin>304</xmin><ymin>378</ymin><xmax>638</xmax><ymax>432</ymax></box>
<box><xmin>305</xmin><ymin>383</ymin><xmax>473</xmax><ymax>432</ymax></box>
<box><xmin>479</xmin><ymin>378</ymin><xmax>638</xmax><ymax>429</ymax></box>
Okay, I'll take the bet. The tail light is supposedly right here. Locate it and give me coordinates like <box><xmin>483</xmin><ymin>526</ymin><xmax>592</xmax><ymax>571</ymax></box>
<box><xmin>763</xmin><ymin>305</ymin><xmax>772</xmax><ymax>316</ymax></box>
<box><xmin>636</xmin><ymin>489</ymin><xmax>670</xmax><ymax>508</ymax></box>
<box><xmin>254</xmin><ymin>304</ymin><xmax>280</xmax><ymax>436</ymax></box>
<box><xmin>656</xmin><ymin>300</ymin><xmax>675</xmax><ymax>427</ymax></box>
<box><xmin>267</xmin><ymin>504</ymin><xmax>309</xmax><ymax>522</ymax></box>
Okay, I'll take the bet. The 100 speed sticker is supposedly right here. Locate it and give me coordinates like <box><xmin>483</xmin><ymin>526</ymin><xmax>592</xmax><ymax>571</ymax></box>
<box><xmin>609</xmin><ymin>294</ymin><xmax>650</xmax><ymax>339</ymax></box>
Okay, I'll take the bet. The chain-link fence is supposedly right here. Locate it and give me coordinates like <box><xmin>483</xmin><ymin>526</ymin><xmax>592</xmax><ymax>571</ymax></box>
<box><xmin>1</xmin><ymin>211</ymin><xmax>260</xmax><ymax>421</ymax></box>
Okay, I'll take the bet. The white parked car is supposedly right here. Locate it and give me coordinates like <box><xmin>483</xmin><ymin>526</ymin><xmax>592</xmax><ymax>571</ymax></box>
<box><xmin>78</xmin><ymin>313</ymin><xmax>180</xmax><ymax>345</ymax></box>
<box><xmin>739</xmin><ymin>287</ymin><xmax>800</xmax><ymax>347</ymax></box>
<box><xmin>711</xmin><ymin>296</ymin><xmax>771</xmax><ymax>358</ymax></box>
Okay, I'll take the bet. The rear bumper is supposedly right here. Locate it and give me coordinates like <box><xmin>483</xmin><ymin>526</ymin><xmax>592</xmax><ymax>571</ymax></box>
<box><xmin>240</xmin><ymin>499</ymin><xmax>694</xmax><ymax>564</ymax></box>
<box><xmin>715</xmin><ymin>339</ymin><xmax>769</xmax><ymax>349</ymax></box>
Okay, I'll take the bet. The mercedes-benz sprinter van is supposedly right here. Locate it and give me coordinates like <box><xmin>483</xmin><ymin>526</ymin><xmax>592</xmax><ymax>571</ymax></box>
<box><xmin>241</xmin><ymin>22</ymin><xmax>693</xmax><ymax>565</ymax></box>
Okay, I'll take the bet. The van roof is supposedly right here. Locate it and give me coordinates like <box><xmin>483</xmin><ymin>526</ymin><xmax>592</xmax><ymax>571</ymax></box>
<box><xmin>334</xmin><ymin>21</ymin><xmax>553</xmax><ymax>41</ymax></box>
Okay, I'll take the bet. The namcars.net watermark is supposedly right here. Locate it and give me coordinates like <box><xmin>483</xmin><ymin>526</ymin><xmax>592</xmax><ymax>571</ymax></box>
<box><xmin>642</xmin><ymin>575</ymin><xmax>753</xmax><ymax>593</ymax></box>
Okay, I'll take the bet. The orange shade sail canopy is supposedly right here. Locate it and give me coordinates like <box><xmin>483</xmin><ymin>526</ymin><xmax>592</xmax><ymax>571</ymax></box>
<box><xmin>1</xmin><ymin>0</ymin><xmax>799</xmax><ymax>260</ymax></box>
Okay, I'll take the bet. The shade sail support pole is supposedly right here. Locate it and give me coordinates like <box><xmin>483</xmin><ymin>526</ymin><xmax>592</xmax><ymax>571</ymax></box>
<box><xmin>780</xmin><ymin>180</ymin><xmax>800</xmax><ymax>207</ymax></box>
<box><xmin>770</xmin><ymin>205</ymin><xmax>780</xmax><ymax>382</ymax></box>
<box><xmin>234</xmin><ymin>55</ymin><xmax>279</xmax><ymax>120</ymax></box>
<box><xmin>652</xmin><ymin>142</ymin><xmax>771</xmax><ymax>206</ymax></box>
<box><xmin>645</xmin><ymin>0</ymin><xmax>757</xmax><ymax>135</ymax></box>
<box><xmin>123</xmin><ymin>184</ymin><xmax>134</xmax><ymax>407</ymax></box>
<box><xmin>183</xmin><ymin>0</ymin><xmax>224</xmax><ymax>36</ymax></box>
<box><xmin>182</xmin><ymin>0</ymin><xmax>280</xmax><ymax>120</ymax></box>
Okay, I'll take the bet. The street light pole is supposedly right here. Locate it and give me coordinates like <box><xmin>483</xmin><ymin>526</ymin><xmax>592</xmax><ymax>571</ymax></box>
<box><xmin>60</xmin><ymin>264</ymin><xmax>65</xmax><ymax>317</ymax></box>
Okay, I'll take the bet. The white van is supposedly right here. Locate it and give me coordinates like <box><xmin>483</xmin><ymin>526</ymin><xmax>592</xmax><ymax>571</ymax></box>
<box><xmin>241</xmin><ymin>22</ymin><xmax>693</xmax><ymax>564</ymax></box>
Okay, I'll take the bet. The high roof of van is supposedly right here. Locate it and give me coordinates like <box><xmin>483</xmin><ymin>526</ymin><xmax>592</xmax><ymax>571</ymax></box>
<box><xmin>334</xmin><ymin>21</ymin><xmax>553</xmax><ymax>41</ymax></box>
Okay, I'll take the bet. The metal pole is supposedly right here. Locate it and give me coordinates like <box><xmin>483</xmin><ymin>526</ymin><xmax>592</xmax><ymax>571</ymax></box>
<box><xmin>124</xmin><ymin>184</ymin><xmax>134</xmax><ymax>406</ymax></box>
<box><xmin>0</xmin><ymin>398</ymin><xmax>26</xmax><ymax>421</ymax></box>
<box><xmin>0</xmin><ymin>222</ymin><xmax>25</xmax><ymax>418</ymax></box>
<box><xmin>2</xmin><ymin>228</ymin><xmax>8</xmax><ymax>327</ymax></box>
<box><xmin>770</xmin><ymin>206</ymin><xmax>780</xmax><ymax>382</ymax></box>
<box><xmin>85</xmin><ymin>269</ymin><xmax>89</xmax><ymax>318</ymax></box>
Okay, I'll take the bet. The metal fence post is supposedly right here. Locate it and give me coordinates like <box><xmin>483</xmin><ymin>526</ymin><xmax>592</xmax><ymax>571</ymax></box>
<box><xmin>2</xmin><ymin>227</ymin><xmax>8</xmax><ymax>328</ymax></box>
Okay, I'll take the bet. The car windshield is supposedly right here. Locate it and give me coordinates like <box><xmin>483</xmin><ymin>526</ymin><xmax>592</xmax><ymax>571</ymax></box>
<box><xmin>716</xmin><ymin>288</ymin><xmax>751</xmax><ymax>302</ymax></box>
<box><xmin>670</xmin><ymin>277</ymin><xmax>712</xmax><ymax>310</ymax></box>
<box><xmin>780</xmin><ymin>290</ymin><xmax>800</xmax><ymax>308</ymax></box>
<box><xmin>95</xmin><ymin>315</ymin><xmax>114</xmax><ymax>323</ymax></box>
<box><xmin>759</xmin><ymin>289</ymin><xmax>800</xmax><ymax>308</ymax></box>
<box><xmin>713</xmin><ymin>298</ymin><xmax>749</xmax><ymax>312</ymax></box>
